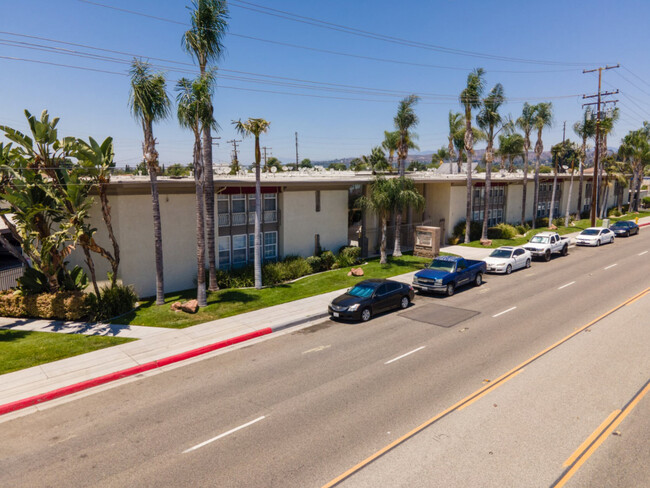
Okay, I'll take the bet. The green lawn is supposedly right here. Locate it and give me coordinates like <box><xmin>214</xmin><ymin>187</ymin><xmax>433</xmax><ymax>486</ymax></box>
<box><xmin>0</xmin><ymin>330</ymin><xmax>133</xmax><ymax>376</ymax></box>
<box><xmin>462</xmin><ymin>211</ymin><xmax>650</xmax><ymax>249</ymax></box>
<box><xmin>115</xmin><ymin>254</ymin><xmax>436</xmax><ymax>329</ymax></box>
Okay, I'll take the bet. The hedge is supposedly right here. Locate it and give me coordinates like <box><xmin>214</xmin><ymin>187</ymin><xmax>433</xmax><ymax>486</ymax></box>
<box><xmin>0</xmin><ymin>290</ymin><xmax>89</xmax><ymax>321</ymax></box>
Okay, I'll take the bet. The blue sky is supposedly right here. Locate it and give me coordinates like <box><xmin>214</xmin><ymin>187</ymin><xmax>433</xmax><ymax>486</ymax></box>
<box><xmin>1</xmin><ymin>0</ymin><xmax>649</xmax><ymax>167</ymax></box>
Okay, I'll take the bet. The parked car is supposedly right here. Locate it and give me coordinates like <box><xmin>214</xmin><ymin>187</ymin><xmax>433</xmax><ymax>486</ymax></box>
<box><xmin>609</xmin><ymin>220</ymin><xmax>639</xmax><ymax>237</ymax></box>
<box><xmin>484</xmin><ymin>246</ymin><xmax>532</xmax><ymax>274</ymax></box>
<box><xmin>523</xmin><ymin>231</ymin><xmax>570</xmax><ymax>261</ymax></box>
<box><xmin>328</xmin><ymin>279</ymin><xmax>414</xmax><ymax>322</ymax></box>
<box><xmin>412</xmin><ymin>256</ymin><xmax>486</xmax><ymax>296</ymax></box>
<box><xmin>575</xmin><ymin>227</ymin><xmax>615</xmax><ymax>246</ymax></box>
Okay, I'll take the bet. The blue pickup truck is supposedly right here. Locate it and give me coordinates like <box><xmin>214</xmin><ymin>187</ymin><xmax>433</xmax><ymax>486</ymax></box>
<box><xmin>412</xmin><ymin>256</ymin><xmax>487</xmax><ymax>296</ymax></box>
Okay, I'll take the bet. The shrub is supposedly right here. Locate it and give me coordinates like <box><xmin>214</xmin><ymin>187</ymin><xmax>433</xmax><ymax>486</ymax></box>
<box><xmin>609</xmin><ymin>208</ymin><xmax>621</xmax><ymax>217</ymax></box>
<box><xmin>262</xmin><ymin>257</ymin><xmax>312</xmax><ymax>285</ymax></box>
<box><xmin>497</xmin><ymin>223</ymin><xmax>517</xmax><ymax>239</ymax></box>
<box><xmin>552</xmin><ymin>217</ymin><xmax>565</xmax><ymax>227</ymax></box>
<box><xmin>539</xmin><ymin>166</ymin><xmax>552</xmax><ymax>174</ymax></box>
<box><xmin>0</xmin><ymin>290</ymin><xmax>90</xmax><ymax>321</ymax></box>
<box><xmin>535</xmin><ymin>217</ymin><xmax>549</xmax><ymax>228</ymax></box>
<box><xmin>337</xmin><ymin>246</ymin><xmax>361</xmax><ymax>267</ymax></box>
<box><xmin>580</xmin><ymin>210</ymin><xmax>591</xmax><ymax>219</ymax></box>
<box><xmin>305</xmin><ymin>255</ymin><xmax>322</xmax><ymax>273</ymax></box>
<box><xmin>86</xmin><ymin>285</ymin><xmax>138</xmax><ymax>321</ymax></box>
<box><xmin>487</xmin><ymin>226</ymin><xmax>503</xmax><ymax>239</ymax></box>
<box><xmin>515</xmin><ymin>224</ymin><xmax>527</xmax><ymax>235</ymax></box>
<box><xmin>452</xmin><ymin>220</ymin><xmax>482</xmax><ymax>242</ymax></box>
<box><xmin>319</xmin><ymin>250</ymin><xmax>336</xmax><ymax>270</ymax></box>
<box><xmin>261</xmin><ymin>262</ymin><xmax>284</xmax><ymax>285</ymax></box>
<box><xmin>642</xmin><ymin>196</ymin><xmax>650</xmax><ymax>208</ymax></box>
<box><xmin>211</xmin><ymin>267</ymin><xmax>254</xmax><ymax>289</ymax></box>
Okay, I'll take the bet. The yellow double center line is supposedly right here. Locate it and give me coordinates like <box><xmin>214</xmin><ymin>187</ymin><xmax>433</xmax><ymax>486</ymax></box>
<box><xmin>322</xmin><ymin>286</ymin><xmax>650</xmax><ymax>488</ymax></box>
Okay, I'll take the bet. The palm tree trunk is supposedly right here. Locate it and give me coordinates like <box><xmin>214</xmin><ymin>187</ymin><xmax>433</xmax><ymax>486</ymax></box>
<box><xmin>202</xmin><ymin>125</ymin><xmax>218</xmax><ymax>291</ymax></box>
<box><xmin>577</xmin><ymin>146</ymin><xmax>585</xmax><ymax>219</ymax></box>
<box><xmin>82</xmin><ymin>246</ymin><xmax>100</xmax><ymax>296</ymax></box>
<box><xmin>548</xmin><ymin>165</ymin><xmax>558</xmax><ymax>226</ymax></box>
<box><xmin>143</xmin><ymin>121</ymin><xmax>165</xmax><ymax>305</ymax></box>
<box><xmin>464</xmin><ymin>125</ymin><xmax>473</xmax><ymax>244</ymax></box>
<box><xmin>380</xmin><ymin>215</ymin><xmax>387</xmax><ymax>264</ymax></box>
<box><xmin>254</xmin><ymin>135</ymin><xmax>263</xmax><ymax>289</ymax></box>
<box><xmin>193</xmin><ymin>129</ymin><xmax>207</xmax><ymax>307</ymax></box>
<box><xmin>521</xmin><ymin>147</ymin><xmax>529</xmax><ymax>226</ymax></box>
<box><xmin>635</xmin><ymin>171</ymin><xmax>643</xmax><ymax>212</ymax></box>
<box><xmin>565</xmin><ymin>164</ymin><xmax>575</xmax><ymax>227</ymax></box>
<box><xmin>532</xmin><ymin>152</ymin><xmax>541</xmax><ymax>229</ymax></box>
<box><xmin>482</xmin><ymin>151</ymin><xmax>492</xmax><ymax>241</ymax></box>
<box><xmin>393</xmin><ymin>211</ymin><xmax>402</xmax><ymax>257</ymax></box>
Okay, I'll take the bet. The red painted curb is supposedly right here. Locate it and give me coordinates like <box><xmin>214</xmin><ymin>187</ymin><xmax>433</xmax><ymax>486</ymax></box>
<box><xmin>0</xmin><ymin>327</ymin><xmax>273</xmax><ymax>416</ymax></box>
<box><xmin>639</xmin><ymin>222</ymin><xmax>650</xmax><ymax>228</ymax></box>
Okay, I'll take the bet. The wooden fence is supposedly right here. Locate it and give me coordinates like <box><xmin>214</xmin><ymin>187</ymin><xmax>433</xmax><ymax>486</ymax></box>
<box><xmin>0</xmin><ymin>265</ymin><xmax>24</xmax><ymax>291</ymax></box>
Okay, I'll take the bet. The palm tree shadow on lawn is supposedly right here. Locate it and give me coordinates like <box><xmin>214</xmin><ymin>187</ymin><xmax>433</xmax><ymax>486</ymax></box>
<box><xmin>209</xmin><ymin>289</ymin><xmax>260</xmax><ymax>305</ymax></box>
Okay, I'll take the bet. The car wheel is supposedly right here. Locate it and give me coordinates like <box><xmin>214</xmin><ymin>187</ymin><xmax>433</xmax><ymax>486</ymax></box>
<box><xmin>446</xmin><ymin>282</ymin><xmax>455</xmax><ymax>296</ymax></box>
<box><xmin>544</xmin><ymin>250</ymin><xmax>551</xmax><ymax>262</ymax></box>
<box><xmin>505</xmin><ymin>264</ymin><xmax>512</xmax><ymax>275</ymax></box>
<box><xmin>626</xmin><ymin>231</ymin><xmax>630</xmax><ymax>237</ymax></box>
<box><xmin>596</xmin><ymin>239</ymin><xmax>601</xmax><ymax>247</ymax></box>
<box><xmin>525</xmin><ymin>258</ymin><xmax>531</xmax><ymax>268</ymax></box>
<box><xmin>561</xmin><ymin>245</ymin><xmax>568</xmax><ymax>256</ymax></box>
<box><xmin>360</xmin><ymin>308</ymin><xmax>371</xmax><ymax>322</ymax></box>
<box><xmin>611</xmin><ymin>236</ymin><xmax>615</xmax><ymax>244</ymax></box>
<box><xmin>400</xmin><ymin>296</ymin><xmax>410</xmax><ymax>309</ymax></box>
<box><xmin>474</xmin><ymin>272</ymin><xmax>483</xmax><ymax>286</ymax></box>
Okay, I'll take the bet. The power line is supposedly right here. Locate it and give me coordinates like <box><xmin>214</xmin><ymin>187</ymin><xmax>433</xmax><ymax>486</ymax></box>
<box><xmin>75</xmin><ymin>0</ymin><xmax>595</xmax><ymax>70</ymax></box>
<box><xmin>612</xmin><ymin>69</ymin><xmax>650</xmax><ymax>97</ymax></box>
<box><xmin>622</xmin><ymin>66</ymin><xmax>650</xmax><ymax>89</ymax></box>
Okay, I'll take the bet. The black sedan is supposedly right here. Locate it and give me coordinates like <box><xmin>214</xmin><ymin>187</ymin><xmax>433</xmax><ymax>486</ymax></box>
<box><xmin>328</xmin><ymin>279</ymin><xmax>414</xmax><ymax>322</ymax></box>
<box><xmin>609</xmin><ymin>220</ymin><xmax>640</xmax><ymax>237</ymax></box>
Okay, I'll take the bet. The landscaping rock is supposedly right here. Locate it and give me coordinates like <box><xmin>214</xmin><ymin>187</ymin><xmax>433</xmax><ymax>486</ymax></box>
<box><xmin>347</xmin><ymin>267</ymin><xmax>364</xmax><ymax>277</ymax></box>
<box><xmin>171</xmin><ymin>301</ymin><xmax>182</xmax><ymax>312</ymax></box>
<box><xmin>480</xmin><ymin>239</ymin><xmax>492</xmax><ymax>246</ymax></box>
<box><xmin>181</xmin><ymin>299</ymin><xmax>199</xmax><ymax>313</ymax></box>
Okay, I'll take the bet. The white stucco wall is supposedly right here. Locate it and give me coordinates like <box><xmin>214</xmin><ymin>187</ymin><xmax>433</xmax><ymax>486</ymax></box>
<box><xmin>448</xmin><ymin>185</ymin><xmax>467</xmax><ymax>239</ymax></box>
<box><xmin>280</xmin><ymin>189</ymin><xmax>348</xmax><ymax>257</ymax></box>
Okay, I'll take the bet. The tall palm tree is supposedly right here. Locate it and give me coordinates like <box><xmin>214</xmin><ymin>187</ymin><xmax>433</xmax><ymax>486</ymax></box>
<box><xmin>362</xmin><ymin>146</ymin><xmax>389</xmax><ymax>174</ymax></box>
<box><xmin>459</xmin><ymin>68</ymin><xmax>486</xmax><ymax>243</ymax></box>
<box><xmin>183</xmin><ymin>0</ymin><xmax>229</xmax><ymax>292</ymax></box>
<box><xmin>232</xmin><ymin>118</ymin><xmax>270</xmax><ymax>289</ymax></box>
<box><xmin>618</xmin><ymin>128</ymin><xmax>650</xmax><ymax>212</ymax></box>
<box><xmin>129</xmin><ymin>59</ymin><xmax>171</xmax><ymax>305</ymax></box>
<box><xmin>477</xmin><ymin>83</ymin><xmax>505</xmax><ymax>241</ymax></box>
<box><xmin>393</xmin><ymin>94</ymin><xmax>420</xmax><ymax>256</ymax></box>
<box><xmin>573</xmin><ymin>109</ymin><xmax>596</xmax><ymax>219</ymax></box>
<box><xmin>382</xmin><ymin>130</ymin><xmax>400</xmax><ymax>169</ymax></box>
<box><xmin>498</xmin><ymin>133</ymin><xmax>525</xmax><ymax>172</ymax></box>
<box><xmin>448</xmin><ymin>111</ymin><xmax>464</xmax><ymax>173</ymax></box>
<box><xmin>596</xmin><ymin>107</ymin><xmax>619</xmax><ymax>216</ymax></box>
<box><xmin>516</xmin><ymin>103</ymin><xmax>537</xmax><ymax>225</ymax></box>
<box><xmin>531</xmin><ymin>102</ymin><xmax>553</xmax><ymax>229</ymax></box>
<box><xmin>390</xmin><ymin>176</ymin><xmax>425</xmax><ymax>252</ymax></box>
<box><xmin>176</xmin><ymin>72</ymin><xmax>216</xmax><ymax>307</ymax></box>
<box><xmin>356</xmin><ymin>177</ymin><xmax>394</xmax><ymax>264</ymax></box>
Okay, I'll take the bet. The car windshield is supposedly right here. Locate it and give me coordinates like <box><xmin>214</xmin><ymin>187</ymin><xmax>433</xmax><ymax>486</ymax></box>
<box><xmin>611</xmin><ymin>222</ymin><xmax>627</xmax><ymax>228</ymax></box>
<box><xmin>490</xmin><ymin>249</ymin><xmax>513</xmax><ymax>259</ymax></box>
<box><xmin>581</xmin><ymin>229</ymin><xmax>599</xmax><ymax>236</ymax></box>
<box><xmin>530</xmin><ymin>236</ymin><xmax>549</xmax><ymax>244</ymax></box>
<box><xmin>428</xmin><ymin>259</ymin><xmax>455</xmax><ymax>272</ymax></box>
<box><xmin>347</xmin><ymin>284</ymin><xmax>375</xmax><ymax>298</ymax></box>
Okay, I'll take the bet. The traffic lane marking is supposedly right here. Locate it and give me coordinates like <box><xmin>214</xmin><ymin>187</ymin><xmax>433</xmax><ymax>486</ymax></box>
<box><xmin>639</xmin><ymin>251</ymin><xmax>648</xmax><ymax>256</ymax></box>
<box><xmin>492</xmin><ymin>306</ymin><xmax>516</xmax><ymax>318</ymax></box>
<box><xmin>562</xmin><ymin>410</ymin><xmax>620</xmax><ymax>467</ymax></box>
<box><xmin>385</xmin><ymin>346</ymin><xmax>426</xmax><ymax>365</ymax></box>
<box><xmin>603</xmin><ymin>263</ymin><xmax>617</xmax><ymax>270</ymax></box>
<box><xmin>558</xmin><ymin>281</ymin><xmax>576</xmax><ymax>290</ymax></box>
<box><xmin>553</xmin><ymin>380</ymin><xmax>650</xmax><ymax>488</ymax></box>
<box><xmin>457</xmin><ymin>369</ymin><xmax>523</xmax><ymax>411</ymax></box>
<box><xmin>321</xmin><ymin>286</ymin><xmax>650</xmax><ymax>488</ymax></box>
<box><xmin>183</xmin><ymin>416</ymin><xmax>266</xmax><ymax>454</ymax></box>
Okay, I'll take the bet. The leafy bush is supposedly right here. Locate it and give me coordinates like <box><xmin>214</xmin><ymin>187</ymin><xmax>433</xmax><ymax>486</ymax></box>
<box><xmin>17</xmin><ymin>265</ymin><xmax>89</xmax><ymax>294</ymax></box>
<box><xmin>535</xmin><ymin>217</ymin><xmax>549</xmax><ymax>227</ymax></box>
<box><xmin>552</xmin><ymin>217</ymin><xmax>565</xmax><ymax>227</ymax></box>
<box><xmin>642</xmin><ymin>196</ymin><xmax>650</xmax><ymax>207</ymax></box>
<box><xmin>86</xmin><ymin>285</ymin><xmax>138</xmax><ymax>321</ymax></box>
<box><xmin>319</xmin><ymin>250</ymin><xmax>336</xmax><ymax>270</ymax></box>
<box><xmin>305</xmin><ymin>256</ymin><xmax>322</xmax><ymax>273</ymax></box>
<box><xmin>336</xmin><ymin>246</ymin><xmax>361</xmax><ymax>267</ymax></box>
<box><xmin>0</xmin><ymin>290</ymin><xmax>89</xmax><ymax>321</ymax></box>
<box><xmin>515</xmin><ymin>224</ymin><xmax>528</xmax><ymax>235</ymax></box>
<box><xmin>487</xmin><ymin>226</ymin><xmax>502</xmax><ymax>239</ymax></box>
<box><xmin>609</xmin><ymin>208</ymin><xmax>621</xmax><ymax>217</ymax></box>
<box><xmin>452</xmin><ymin>220</ymin><xmax>482</xmax><ymax>242</ymax></box>
<box><xmin>499</xmin><ymin>223</ymin><xmax>517</xmax><ymax>239</ymax></box>
<box><xmin>262</xmin><ymin>257</ymin><xmax>312</xmax><ymax>285</ymax></box>
<box><xmin>212</xmin><ymin>267</ymin><xmax>254</xmax><ymax>289</ymax></box>
<box><xmin>580</xmin><ymin>210</ymin><xmax>591</xmax><ymax>219</ymax></box>
<box><xmin>539</xmin><ymin>166</ymin><xmax>552</xmax><ymax>174</ymax></box>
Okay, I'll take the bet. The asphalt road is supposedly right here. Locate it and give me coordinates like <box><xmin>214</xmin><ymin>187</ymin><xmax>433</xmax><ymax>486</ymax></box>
<box><xmin>1</xmin><ymin>230</ymin><xmax>648</xmax><ymax>488</ymax></box>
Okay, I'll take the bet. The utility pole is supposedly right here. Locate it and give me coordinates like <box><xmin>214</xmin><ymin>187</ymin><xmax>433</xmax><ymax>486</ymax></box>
<box><xmin>295</xmin><ymin>131</ymin><xmax>299</xmax><ymax>170</ymax></box>
<box><xmin>262</xmin><ymin>146</ymin><xmax>272</xmax><ymax>171</ymax></box>
<box><xmin>562</xmin><ymin>121</ymin><xmax>566</xmax><ymax>143</ymax></box>
<box><xmin>582</xmin><ymin>64</ymin><xmax>619</xmax><ymax>226</ymax></box>
<box><xmin>227</xmin><ymin>139</ymin><xmax>242</xmax><ymax>172</ymax></box>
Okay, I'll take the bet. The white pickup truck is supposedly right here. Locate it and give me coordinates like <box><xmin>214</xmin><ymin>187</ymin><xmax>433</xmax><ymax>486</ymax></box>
<box><xmin>523</xmin><ymin>231</ymin><xmax>570</xmax><ymax>261</ymax></box>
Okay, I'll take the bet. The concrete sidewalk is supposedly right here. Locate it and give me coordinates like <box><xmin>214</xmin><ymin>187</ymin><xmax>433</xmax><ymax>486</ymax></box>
<box><xmin>2</xmin><ymin>216</ymin><xmax>648</xmax><ymax>415</ymax></box>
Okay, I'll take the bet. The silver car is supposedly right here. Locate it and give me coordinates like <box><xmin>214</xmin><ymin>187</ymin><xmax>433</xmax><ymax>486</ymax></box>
<box><xmin>484</xmin><ymin>246</ymin><xmax>532</xmax><ymax>274</ymax></box>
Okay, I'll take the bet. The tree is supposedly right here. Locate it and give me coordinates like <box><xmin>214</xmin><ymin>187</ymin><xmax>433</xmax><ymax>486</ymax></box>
<box><xmin>183</xmin><ymin>0</ymin><xmax>229</xmax><ymax>292</ymax></box>
<box><xmin>266</xmin><ymin>157</ymin><xmax>283</xmax><ymax>172</ymax></box>
<box><xmin>549</xmin><ymin>140</ymin><xmax>578</xmax><ymax>225</ymax></box>
<box><xmin>349</xmin><ymin>157</ymin><xmax>367</xmax><ymax>172</ymax></box>
<box><xmin>356</xmin><ymin>177</ymin><xmax>393</xmax><ymax>264</ymax></box>
<box><xmin>573</xmin><ymin>109</ymin><xmax>596</xmax><ymax>219</ymax></box>
<box><xmin>362</xmin><ymin>146</ymin><xmax>389</xmax><ymax>174</ymax></box>
<box><xmin>299</xmin><ymin>158</ymin><xmax>313</xmax><ymax>168</ymax></box>
<box><xmin>477</xmin><ymin>83</ymin><xmax>505</xmax><ymax>241</ymax></box>
<box><xmin>232</xmin><ymin>118</ymin><xmax>270</xmax><ymax>289</ymax></box>
<box><xmin>327</xmin><ymin>162</ymin><xmax>346</xmax><ymax>171</ymax></box>
<box><xmin>431</xmin><ymin>147</ymin><xmax>449</xmax><ymax>168</ymax></box>
<box><xmin>176</xmin><ymin>72</ymin><xmax>217</xmax><ymax>307</ymax></box>
<box><xmin>390</xmin><ymin>176</ymin><xmax>425</xmax><ymax>253</ymax></box>
<box><xmin>498</xmin><ymin>133</ymin><xmax>524</xmax><ymax>172</ymax></box>
<box><xmin>459</xmin><ymin>68</ymin><xmax>486</xmax><ymax>243</ymax></box>
<box><xmin>516</xmin><ymin>103</ymin><xmax>537</xmax><ymax>225</ymax></box>
<box><xmin>618</xmin><ymin>128</ymin><xmax>650</xmax><ymax>212</ymax></box>
<box><xmin>531</xmin><ymin>102</ymin><xmax>553</xmax><ymax>228</ymax></box>
<box><xmin>447</xmin><ymin>111</ymin><xmax>464</xmax><ymax>173</ymax></box>
<box><xmin>382</xmin><ymin>130</ymin><xmax>400</xmax><ymax>169</ymax></box>
<box><xmin>596</xmin><ymin>108</ymin><xmax>619</xmax><ymax>216</ymax></box>
<box><xmin>129</xmin><ymin>59</ymin><xmax>171</xmax><ymax>305</ymax></box>
<box><xmin>407</xmin><ymin>160</ymin><xmax>427</xmax><ymax>171</ymax></box>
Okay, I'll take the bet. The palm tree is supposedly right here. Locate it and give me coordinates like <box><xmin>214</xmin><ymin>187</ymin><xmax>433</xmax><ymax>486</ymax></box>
<box><xmin>531</xmin><ymin>102</ymin><xmax>553</xmax><ymax>229</ymax></box>
<box><xmin>349</xmin><ymin>157</ymin><xmax>367</xmax><ymax>172</ymax></box>
<box><xmin>390</xmin><ymin>176</ymin><xmax>425</xmax><ymax>251</ymax></box>
<box><xmin>129</xmin><ymin>59</ymin><xmax>171</xmax><ymax>305</ymax></box>
<box><xmin>176</xmin><ymin>72</ymin><xmax>216</xmax><ymax>307</ymax></box>
<box><xmin>618</xmin><ymin>128</ymin><xmax>650</xmax><ymax>212</ymax></box>
<box><xmin>362</xmin><ymin>146</ymin><xmax>389</xmax><ymax>174</ymax></box>
<box><xmin>516</xmin><ymin>103</ymin><xmax>537</xmax><ymax>225</ymax></box>
<box><xmin>596</xmin><ymin>108</ymin><xmax>620</xmax><ymax>217</ymax></box>
<box><xmin>477</xmin><ymin>83</ymin><xmax>505</xmax><ymax>241</ymax></box>
<box><xmin>459</xmin><ymin>68</ymin><xmax>486</xmax><ymax>243</ymax></box>
<box><xmin>232</xmin><ymin>118</ymin><xmax>270</xmax><ymax>289</ymax></box>
<box><xmin>432</xmin><ymin>146</ymin><xmax>450</xmax><ymax>167</ymax></box>
<box><xmin>573</xmin><ymin>109</ymin><xmax>596</xmax><ymax>219</ymax></box>
<box><xmin>183</xmin><ymin>0</ymin><xmax>229</xmax><ymax>292</ymax></box>
<box><xmin>382</xmin><ymin>130</ymin><xmax>400</xmax><ymax>169</ymax></box>
<box><xmin>498</xmin><ymin>133</ymin><xmax>524</xmax><ymax>172</ymax></box>
<box><xmin>447</xmin><ymin>111</ymin><xmax>464</xmax><ymax>173</ymax></box>
<box><xmin>356</xmin><ymin>177</ymin><xmax>394</xmax><ymax>264</ymax></box>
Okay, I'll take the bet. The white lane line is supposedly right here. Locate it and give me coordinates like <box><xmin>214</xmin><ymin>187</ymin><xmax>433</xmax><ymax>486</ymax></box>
<box><xmin>183</xmin><ymin>416</ymin><xmax>266</xmax><ymax>453</ymax></box>
<box><xmin>385</xmin><ymin>346</ymin><xmax>426</xmax><ymax>365</ymax></box>
<box><xmin>558</xmin><ymin>281</ymin><xmax>576</xmax><ymax>290</ymax></box>
<box><xmin>604</xmin><ymin>263</ymin><xmax>618</xmax><ymax>270</ymax></box>
<box><xmin>639</xmin><ymin>251</ymin><xmax>648</xmax><ymax>256</ymax></box>
<box><xmin>492</xmin><ymin>306</ymin><xmax>517</xmax><ymax>318</ymax></box>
